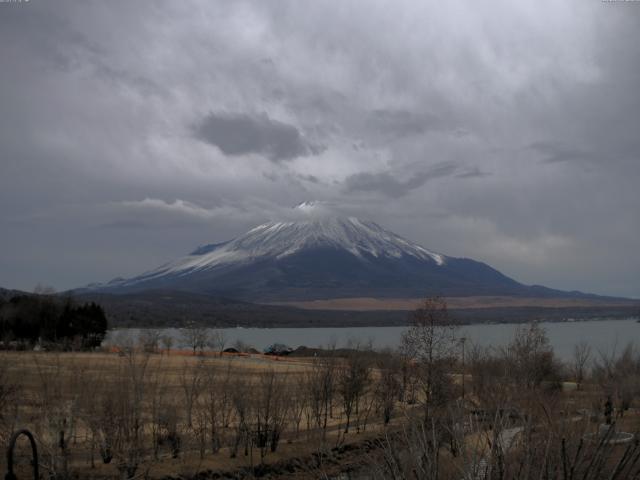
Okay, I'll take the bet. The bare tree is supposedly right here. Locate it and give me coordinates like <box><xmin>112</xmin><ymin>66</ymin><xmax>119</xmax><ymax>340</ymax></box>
<box><xmin>203</xmin><ymin>363</ymin><xmax>222</xmax><ymax>454</ymax></box>
<box><xmin>32</xmin><ymin>353</ymin><xmax>76</xmax><ymax>479</ymax></box>
<box><xmin>148</xmin><ymin>366</ymin><xmax>170</xmax><ymax>460</ymax></box>
<box><xmin>139</xmin><ymin>329</ymin><xmax>161</xmax><ymax>353</ymax></box>
<box><xmin>101</xmin><ymin>349</ymin><xmax>152</xmax><ymax>479</ymax></box>
<box><xmin>306</xmin><ymin>355</ymin><xmax>337</xmax><ymax>442</ymax></box>
<box><xmin>208</xmin><ymin>329</ymin><xmax>227</xmax><ymax>356</ymax></box>
<box><xmin>160</xmin><ymin>334</ymin><xmax>174</xmax><ymax>355</ymax></box>
<box><xmin>572</xmin><ymin>340</ymin><xmax>591</xmax><ymax>390</ymax></box>
<box><xmin>401</xmin><ymin>297</ymin><xmax>457</xmax><ymax>423</ymax></box>
<box><xmin>374</xmin><ymin>353</ymin><xmax>401</xmax><ymax>425</ymax></box>
<box><xmin>593</xmin><ymin>343</ymin><xmax>640</xmax><ymax>419</ymax></box>
<box><xmin>467</xmin><ymin>343</ymin><xmax>514</xmax><ymax>412</ymax></box>
<box><xmin>192</xmin><ymin>384</ymin><xmax>209</xmax><ymax>460</ymax></box>
<box><xmin>180</xmin><ymin>359</ymin><xmax>204</xmax><ymax>428</ymax></box>
<box><xmin>289</xmin><ymin>374</ymin><xmax>308</xmax><ymax>438</ymax></box>
<box><xmin>337</xmin><ymin>344</ymin><xmax>371</xmax><ymax>433</ymax></box>
<box><xmin>252</xmin><ymin>369</ymin><xmax>290</xmax><ymax>460</ymax></box>
<box><xmin>212</xmin><ymin>360</ymin><xmax>236</xmax><ymax>452</ymax></box>
<box><xmin>230</xmin><ymin>374</ymin><xmax>251</xmax><ymax>459</ymax></box>
<box><xmin>0</xmin><ymin>354</ymin><xmax>19</xmax><ymax>445</ymax></box>
<box><xmin>372</xmin><ymin>401</ymin><xmax>640</xmax><ymax>480</ymax></box>
<box><xmin>181</xmin><ymin>324</ymin><xmax>209</xmax><ymax>355</ymax></box>
<box><xmin>506</xmin><ymin>322</ymin><xmax>558</xmax><ymax>390</ymax></box>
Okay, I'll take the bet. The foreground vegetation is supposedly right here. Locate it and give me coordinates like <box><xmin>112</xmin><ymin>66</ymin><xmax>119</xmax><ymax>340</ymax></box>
<box><xmin>2</xmin><ymin>298</ymin><xmax>640</xmax><ymax>479</ymax></box>
<box><xmin>0</xmin><ymin>291</ymin><xmax>108</xmax><ymax>350</ymax></box>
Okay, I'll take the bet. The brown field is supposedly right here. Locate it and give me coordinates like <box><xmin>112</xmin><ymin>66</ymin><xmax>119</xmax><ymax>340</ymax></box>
<box><xmin>268</xmin><ymin>295</ymin><xmax>640</xmax><ymax>311</ymax></box>
<box><xmin>3</xmin><ymin>322</ymin><xmax>640</xmax><ymax>479</ymax></box>
<box><xmin>0</xmin><ymin>349</ymin><xmax>404</xmax><ymax>479</ymax></box>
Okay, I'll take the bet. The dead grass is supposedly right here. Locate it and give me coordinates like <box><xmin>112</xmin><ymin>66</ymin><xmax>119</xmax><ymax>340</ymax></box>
<box><xmin>0</xmin><ymin>350</ymin><xmax>400</xmax><ymax>479</ymax></box>
<box><xmin>268</xmin><ymin>296</ymin><xmax>640</xmax><ymax>311</ymax></box>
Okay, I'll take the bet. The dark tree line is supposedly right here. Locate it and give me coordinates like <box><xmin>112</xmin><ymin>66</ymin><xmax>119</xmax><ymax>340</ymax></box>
<box><xmin>0</xmin><ymin>294</ymin><xmax>107</xmax><ymax>349</ymax></box>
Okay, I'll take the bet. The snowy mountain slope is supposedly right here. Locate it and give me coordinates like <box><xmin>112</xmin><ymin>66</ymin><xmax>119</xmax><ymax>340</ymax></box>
<box><xmin>84</xmin><ymin>204</ymin><xmax>588</xmax><ymax>301</ymax></box>
<box><xmin>112</xmin><ymin>214</ymin><xmax>446</xmax><ymax>287</ymax></box>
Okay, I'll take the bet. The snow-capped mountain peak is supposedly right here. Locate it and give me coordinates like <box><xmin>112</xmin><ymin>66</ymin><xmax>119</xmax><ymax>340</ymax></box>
<box><xmin>234</xmin><ymin>216</ymin><xmax>445</xmax><ymax>264</ymax></box>
<box><xmin>81</xmin><ymin>205</ymin><xmax>591</xmax><ymax>302</ymax></box>
<box><xmin>102</xmin><ymin>212</ymin><xmax>445</xmax><ymax>290</ymax></box>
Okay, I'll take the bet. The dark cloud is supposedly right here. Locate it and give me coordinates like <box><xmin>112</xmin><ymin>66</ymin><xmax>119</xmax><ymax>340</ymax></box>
<box><xmin>194</xmin><ymin>112</ymin><xmax>319</xmax><ymax>162</ymax></box>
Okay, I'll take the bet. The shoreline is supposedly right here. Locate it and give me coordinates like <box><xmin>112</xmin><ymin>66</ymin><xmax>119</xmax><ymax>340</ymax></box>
<box><xmin>107</xmin><ymin>314</ymin><xmax>640</xmax><ymax>331</ymax></box>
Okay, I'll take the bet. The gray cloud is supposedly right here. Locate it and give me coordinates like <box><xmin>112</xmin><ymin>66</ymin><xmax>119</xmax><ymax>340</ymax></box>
<box><xmin>194</xmin><ymin>112</ymin><xmax>320</xmax><ymax>162</ymax></box>
<box><xmin>455</xmin><ymin>167</ymin><xmax>491</xmax><ymax>179</ymax></box>
<box><xmin>344</xmin><ymin>163</ymin><xmax>458</xmax><ymax>198</ymax></box>
<box><xmin>366</xmin><ymin>109</ymin><xmax>453</xmax><ymax>138</ymax></box>
<box><xmin>528</xmin><ymin>142</ymin><xmax>594</xmax><ymax>164</ymax></box>
<box><xmin>0</xmin><ymin>0</ymin><xmax>638</xmax><ymax>297</ymax></box>
<box><xmin>296</xmin><ymin>174</ymin><xmax>320</xmax><ymax>184</ymax></box>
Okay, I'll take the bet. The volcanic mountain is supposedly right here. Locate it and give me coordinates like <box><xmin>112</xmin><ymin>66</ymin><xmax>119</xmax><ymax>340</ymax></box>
<box><xmin>84</xmin><ymin>203</ymin><xmax>603</xmax><ymax>303</ymax></box>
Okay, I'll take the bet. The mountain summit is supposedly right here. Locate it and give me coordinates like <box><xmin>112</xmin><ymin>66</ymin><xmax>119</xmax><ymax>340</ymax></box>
<box><xmin>87</xmin><ymin>205</ymin><xmax>583</xmax><ymax>301</ymax></box>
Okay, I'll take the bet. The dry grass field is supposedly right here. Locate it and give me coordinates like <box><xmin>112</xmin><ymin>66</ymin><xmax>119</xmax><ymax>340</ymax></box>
<box><xmin>3</xmin><ymin>316</ymin><xmax>640</xmax><ymax>479</ymax></box>
<box><xmin>269</xmin><ymin>296</ymin><xmax>640</xmax><ymax>311</ymax></box>
<box><xmin>0</xmin><ymin>349</ymin><xmax>406</xmax><ymax>479</ymax></box>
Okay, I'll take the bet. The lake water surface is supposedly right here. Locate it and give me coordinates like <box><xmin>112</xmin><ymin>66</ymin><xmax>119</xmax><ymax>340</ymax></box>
<box><xmin>107</xmin><ymin>317</ymin><xmax>640</xmax><ymax>361</ymax></box>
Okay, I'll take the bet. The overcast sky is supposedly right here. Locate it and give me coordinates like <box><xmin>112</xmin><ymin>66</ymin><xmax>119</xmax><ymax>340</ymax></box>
<box><xmin>1</xmin><ymin>0</ymin><xmax>639</xmax><ymax>298</ymax></box>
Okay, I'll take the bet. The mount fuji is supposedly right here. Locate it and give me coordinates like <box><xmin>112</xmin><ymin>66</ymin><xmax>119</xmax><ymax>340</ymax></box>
<box><xmin>85</xmin><ymin>203</ymin><xmax>594</xmax><ymax>302</ymax></box>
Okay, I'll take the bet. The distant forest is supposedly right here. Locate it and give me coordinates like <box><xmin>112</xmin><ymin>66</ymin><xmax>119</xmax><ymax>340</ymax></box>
<box><xmin>0</xmin><ymin>294</ymin><xmax>107</xmax><ymax>349</ymax></box>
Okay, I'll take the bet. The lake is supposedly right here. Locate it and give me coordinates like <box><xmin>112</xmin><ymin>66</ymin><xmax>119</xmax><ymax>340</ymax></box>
<box><xmin>106</xmin><ymin>317</ymin><xmax>640</xmax><ymax>361</ymax></box>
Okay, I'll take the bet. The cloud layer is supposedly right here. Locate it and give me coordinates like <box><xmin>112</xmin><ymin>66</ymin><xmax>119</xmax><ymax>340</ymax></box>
<box><xmin>0</xmin><ymin>0</ymin><xmax>638</xmax><ymax>297</ymax></box>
